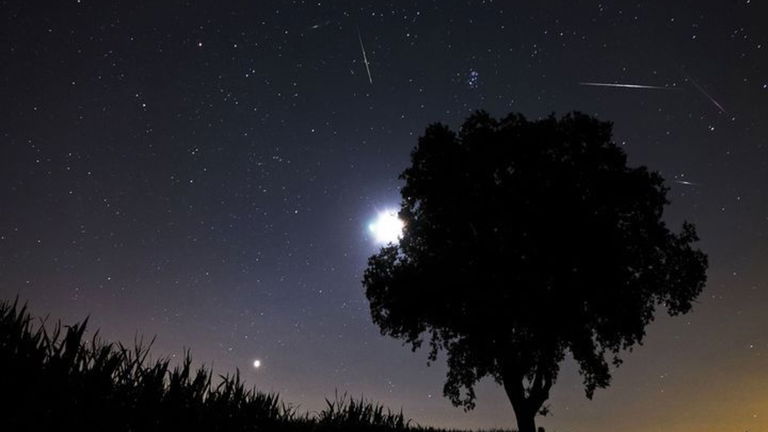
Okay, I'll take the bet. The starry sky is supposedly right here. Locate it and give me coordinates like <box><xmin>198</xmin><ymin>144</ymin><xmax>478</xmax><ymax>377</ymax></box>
<box><xmin>1</xmin><ymin>1</ymin><xmax>767</xmax><ymax>431</ymax></box>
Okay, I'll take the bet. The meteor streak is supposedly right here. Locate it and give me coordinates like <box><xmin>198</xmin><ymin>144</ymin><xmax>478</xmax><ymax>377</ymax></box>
<box><xmin>685</xmin><ymin>74</ymin><xmax>726</xmax><ymax>113</ymax></box>
<box><xmin>309</xmin><ymin>20</ymin><xmax>331</xmax><ymax>30</ymax></box>
<box><xmin>357</xmin><ymin>29</ymin><xmax>373</xmax><ymax>84</ymax></box>
<box><xmin>579</xmin><ymin>82</ymin><xmax>677</xmax><ymax>90</ymax></box>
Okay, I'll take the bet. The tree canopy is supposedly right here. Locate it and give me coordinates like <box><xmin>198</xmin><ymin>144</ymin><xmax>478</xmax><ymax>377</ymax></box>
<box><xmin>363</xmin><ymin>111</ymin><xmax>708</xmax><ymax>432</ymax></box>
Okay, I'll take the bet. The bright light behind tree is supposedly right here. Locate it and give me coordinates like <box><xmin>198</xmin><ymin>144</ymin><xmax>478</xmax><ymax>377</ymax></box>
<box><xmin>368</xmin><ymin>209</ymin><xmax>404</xmax><ymax>245</ymax></box>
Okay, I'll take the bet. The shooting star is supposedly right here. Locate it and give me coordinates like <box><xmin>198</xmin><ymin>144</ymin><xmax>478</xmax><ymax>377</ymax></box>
<box><xmin>685</xmin><ymin>74</ymin><xmax>726</xmax><ymax>113</ymax></box>
<box><xmin>357</xmin><ymin>29</ymin><xmax>373</xmax><ymax>84</ymax></box>
<box><xmin>674</xmin><ymin>180</ymin><xmax>700</xmax><ymax>186</ymax></box>
<box><xmin>309</xmin><ymin>20</ymin><xmax>331</xmax><ymax>30</ymax></box>
<box><xmin>579</xmin><ymin>82</ymin><xmax>678</xmax><ymax>90</ymax></box>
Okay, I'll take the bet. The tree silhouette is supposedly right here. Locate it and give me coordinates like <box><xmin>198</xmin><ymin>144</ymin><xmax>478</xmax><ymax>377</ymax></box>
<box><xmin>363</xmin><ymin>111</ymin><xmax>708</xmax><ymax>432</ymax></box>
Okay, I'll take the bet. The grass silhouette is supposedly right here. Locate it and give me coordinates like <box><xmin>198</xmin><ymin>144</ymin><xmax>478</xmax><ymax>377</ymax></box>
<box><xmin>0</xmin><ymin>298</ymin><xmax>514</xmax><ymax>432</ymax></box>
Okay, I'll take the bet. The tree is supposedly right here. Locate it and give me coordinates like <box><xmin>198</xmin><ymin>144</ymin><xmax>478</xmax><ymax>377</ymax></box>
<box><xmin>363</xmin><ymin>111</ymin><xmax>708</xmax><ymax>432</ymax></box>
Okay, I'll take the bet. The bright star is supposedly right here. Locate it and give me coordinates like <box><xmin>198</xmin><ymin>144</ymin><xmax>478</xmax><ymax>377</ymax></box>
<box><xmin>368</xmin><ymin>209</ymin><xmax>404</xmax><ymax>245</ymax></box>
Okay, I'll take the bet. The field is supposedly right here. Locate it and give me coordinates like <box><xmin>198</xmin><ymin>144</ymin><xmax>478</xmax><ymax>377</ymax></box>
<box><xmin>0</xmin><ymin>298</ymin><xmax>512</xmax><ymax>432</ymax></box>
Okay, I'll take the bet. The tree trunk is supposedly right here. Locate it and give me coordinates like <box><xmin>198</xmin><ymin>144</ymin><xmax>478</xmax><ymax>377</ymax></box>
<box><xmin>512</xmin><ymin>407</ymin><xmax>536</xmax><ymax>432</ymax></box>
<box><xmin>502</xmin><ymin>367</ymin><xmax>546</xmax><ymax>432</ymax></box>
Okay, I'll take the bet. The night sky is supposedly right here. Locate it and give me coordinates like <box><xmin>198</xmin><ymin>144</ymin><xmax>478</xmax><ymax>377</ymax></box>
<box><xmin>2</xmin><ymin>1</ymin><xmax>767</xmax><ymax>431</ymax></box>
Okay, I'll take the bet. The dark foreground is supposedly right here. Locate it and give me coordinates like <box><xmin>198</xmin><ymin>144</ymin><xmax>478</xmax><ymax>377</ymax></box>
<box><xmin>0</xmin><ymin>298</ymin><xmax>513</xmax><ymax>432</ymax></box>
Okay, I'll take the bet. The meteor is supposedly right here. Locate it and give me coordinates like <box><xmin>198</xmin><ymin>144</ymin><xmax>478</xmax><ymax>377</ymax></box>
<box><xmin>685</xmin><ymin>74</ymin><xmax>726</xmax><ymax>113</ymax></box>
<box><xmin>579</xmin><ymin>82</ymin><xmax>678</xmax><ymax>90</ymax></box>
<box><xmin>357</xmin><ymin>29</ymin><xmax>373</xmax><ymax>84</ymax></box>
<box><xmin>309</xmin><ymin>20</ymin><xmax>331</xmax><ymax>30</ymax></box>
<box><xmin>674</xmin><ymin>180</ymin><xmax>700</xmax><ymax>186</ymax></box>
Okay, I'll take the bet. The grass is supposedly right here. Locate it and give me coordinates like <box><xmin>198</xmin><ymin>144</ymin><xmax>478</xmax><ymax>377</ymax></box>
<box><xmin>0</xmin><ymin>297</ymin><xmax>514</xmax><ymax>432</ymax></box>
